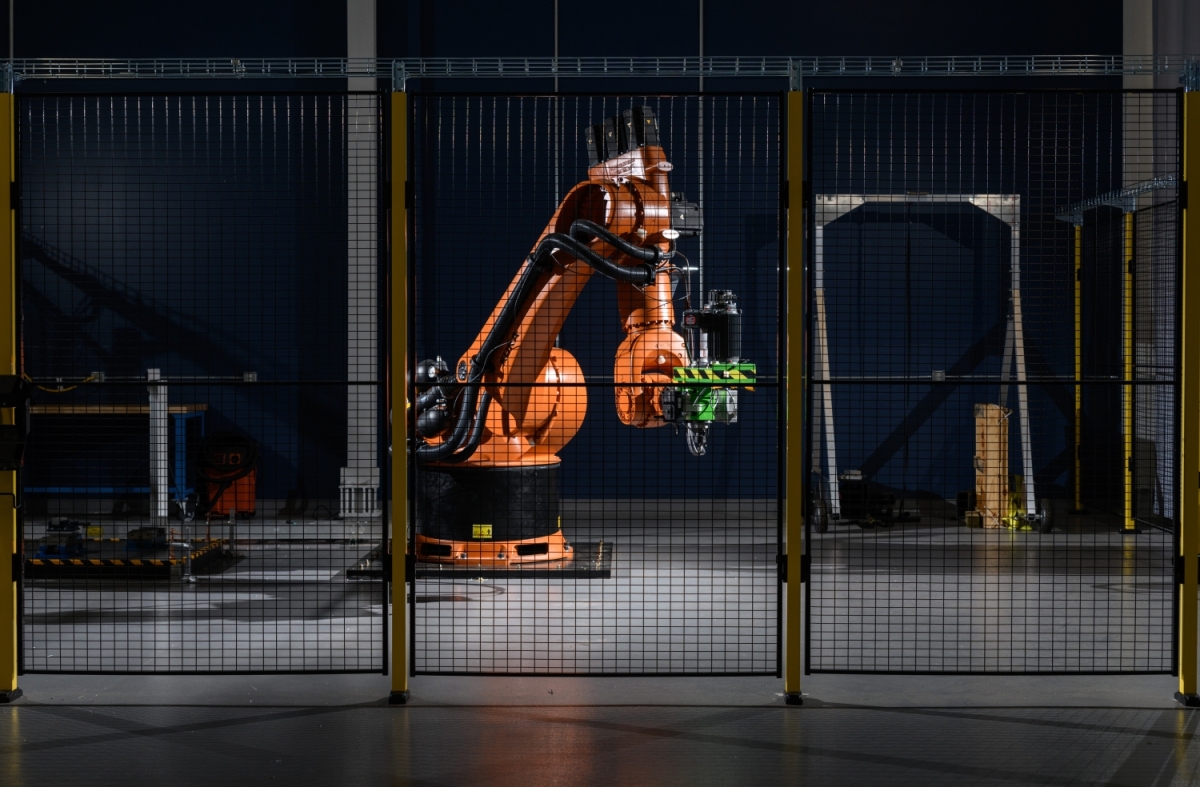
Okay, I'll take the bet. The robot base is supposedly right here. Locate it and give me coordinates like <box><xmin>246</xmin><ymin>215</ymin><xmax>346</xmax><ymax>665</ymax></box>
<box><xmin>417</xmin><ymin>463</ymin><xmax>567</xmax><ymax>567</ymax></box>
<box><xmin>416</xmin><ymin>530</ymin><xmax>574</xmax><ymax>567</ymax></box>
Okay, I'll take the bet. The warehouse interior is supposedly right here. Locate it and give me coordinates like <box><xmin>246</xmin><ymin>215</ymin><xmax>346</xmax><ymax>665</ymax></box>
<box><xmin>4</xmin><ymin>1</ymin><xmax>1200</xmax><ymax>785</ymax></box>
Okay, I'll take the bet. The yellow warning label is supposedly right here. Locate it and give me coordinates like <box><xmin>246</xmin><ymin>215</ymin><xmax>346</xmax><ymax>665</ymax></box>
<box><xmin>672</xmin><ymin>366</ymin><xmax>757</xmax><ymax>383</ymax></box>
<box><xmin>473</xmin><ymin>524</ymin><xmax>493</xmax><ymax>539</ymax></box>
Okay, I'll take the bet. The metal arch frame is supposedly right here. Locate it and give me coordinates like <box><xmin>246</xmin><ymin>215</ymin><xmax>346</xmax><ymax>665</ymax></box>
<box><xmin>812</xmin><ymin>193</ymin><xmax>1037</xmax><ymax>520</ymax></box>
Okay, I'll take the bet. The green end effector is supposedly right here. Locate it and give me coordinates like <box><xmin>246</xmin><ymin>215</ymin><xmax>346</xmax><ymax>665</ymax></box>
<box><xmin>668</xmin><ymin>363</ymin><xmax>757</xmax><ymax>423</ymax></box>
<box><xmin>661</xmin><ymin>290</ymin><xmax>756</xmax><ymax>456</ymax></box>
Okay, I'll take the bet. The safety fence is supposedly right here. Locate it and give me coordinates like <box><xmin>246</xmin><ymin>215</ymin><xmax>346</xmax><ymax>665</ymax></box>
<box><xmin>806</xmin><ymin>90</ymin><xmax>1179</xmax><ymax>673</ymax></box>
<box><xmin>0</xmin><ymin>83</ymin><xmax>1193</xmax><ymax>689</ymax></box>
<box><xmin>16</xmin><ymin>93</ymin><xmax>387</xmax><ymax>672</ymax></box>
<box><xmin>406</xmin><ymin>94</ymin><xmax>780</xmax><ymax>674</ymax></box>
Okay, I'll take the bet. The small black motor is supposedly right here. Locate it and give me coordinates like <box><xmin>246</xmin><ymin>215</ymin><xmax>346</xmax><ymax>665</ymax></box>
<box><xmin>682</xmin><ymin>290</ymin><xmax>743</xmax><ymax>363</ymax></box>
<box><xmin>414</xmin><ymin>357</ymin><xmax>456</xmax><ymax>438</ymax></box>
<box><xmin>669</xmin><ymin>193</ymin><xmax>703</xmax><ymax>238</ymax></box>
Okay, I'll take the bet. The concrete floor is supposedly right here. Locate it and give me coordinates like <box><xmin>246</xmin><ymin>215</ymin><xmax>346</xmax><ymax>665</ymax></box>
<box><xmin>8</xmin><ymin>504</ymin><xmax>1195</xmax><ymax>785</ymax></box>
<box><xmin>809</xmin><ymin>510</ymin><xmax>1174</xmax><ymax>672</ymax></box>
<box><xmin>3</xmin><ymin>672</ymin><xmax>1199</xmax><ymax>786</ymax></box>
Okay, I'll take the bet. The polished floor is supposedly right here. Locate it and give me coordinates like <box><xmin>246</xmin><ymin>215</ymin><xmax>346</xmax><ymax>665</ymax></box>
<box><xmin>2</xmin><ymin>672</ymin><xmax>1199</xmax><ymax>786</ymax></box>
<box><xmin>10</xmin><ymin>504</ymin><xmax>1195</xmax><ymax>785</ymax></box>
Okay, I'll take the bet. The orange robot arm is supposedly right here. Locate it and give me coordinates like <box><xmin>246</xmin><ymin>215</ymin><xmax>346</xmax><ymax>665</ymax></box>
<box><xmin>413</xmin><ymin>107</ymin><xmax>698</xmax><ymax>468</ymax></box>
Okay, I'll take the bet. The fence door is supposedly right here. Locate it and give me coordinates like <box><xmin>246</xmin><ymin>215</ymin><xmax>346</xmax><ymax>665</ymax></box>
<box><xmin>19</xmin><ymin>93</ymin><xmax>388</xmax><ymax>673</ymax></box>
<box><xmin>806</xmin><ymin>90</ymin><xmax>1179</xmax><ymax>673</ymax></box>
<box><xmin>407</xmin><ymin>94</ymin><xmax>782</xmax><ymax>675</ymax></box>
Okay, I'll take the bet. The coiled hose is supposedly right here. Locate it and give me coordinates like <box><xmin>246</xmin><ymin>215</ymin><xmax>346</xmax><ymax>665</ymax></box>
<box><xmin>415</xmin><ymin>221</ymin><xmax>661</xmax><ymax>463</ymax></box>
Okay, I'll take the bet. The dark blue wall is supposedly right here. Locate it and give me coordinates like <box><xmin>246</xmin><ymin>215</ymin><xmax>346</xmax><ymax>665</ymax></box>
<box><xmin>10</xmin><ymin>2</ymin><xmax>1123</xmax><ymax>504</ymax></box>
<box><xmin>20</xmin><ymin>94</ymin><xmax>358</xmax><ymax>500</ymax></box>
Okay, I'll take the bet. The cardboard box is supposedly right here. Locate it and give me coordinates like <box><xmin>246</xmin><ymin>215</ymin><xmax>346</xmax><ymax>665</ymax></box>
<box><xmin>974</xmin><ymin>403</ymin><xmax>1010</xmax><ymax>528</ymax></box>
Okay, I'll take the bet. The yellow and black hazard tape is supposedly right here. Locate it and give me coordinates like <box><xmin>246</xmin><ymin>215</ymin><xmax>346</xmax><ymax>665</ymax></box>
<box><xmin>27</xmin><ymin>539</ymin><xmax>228</xmax><ymax>568</ymax></box>
<box><xmin>189</xmin><ymin>539</ymin><xmax>227</xmax><ymax>560</ymax></box>
<box><xmin>672</xmin><ymin>366</ymin><xmax>757</xmax><ymax>387</ymax></box>
<box><xmin>27</xmin><ymin>557</ymin><xmax>176</xmax><ymax>567</ymax></box>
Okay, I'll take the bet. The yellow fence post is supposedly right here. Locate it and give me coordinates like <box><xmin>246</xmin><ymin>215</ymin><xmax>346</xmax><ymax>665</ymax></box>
<box><xmin>1178</xmin><ymin>83</ymin><xmax>1200</xmax><ymax>707</ymax></box>
<box><xmin>783</xmin><ymin>85</ymin><xmax>805</xmax><ymax>706</ymax></box>
<box><xmin>389</xmin><ymin>87</ymin><xmax>410</xmax><ymax>705</ymax></box>
<box><xmin>1123</xmin><ymin>211</ymin><xmax>1138</xmax><ymax>533</ymax></box>
<box><xmin>0</xmin><ymin>84</ymin><xmax>19</xmax><ymax>703</ymax></box>
<box><xmin>1073</xmin><ymin>222</ymin><xmax>1084</xmax><ymax>513</ymax></box>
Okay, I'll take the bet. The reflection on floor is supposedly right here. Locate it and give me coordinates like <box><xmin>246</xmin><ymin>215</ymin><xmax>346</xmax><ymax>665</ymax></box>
<box><xmin>22</xmin><ymin>517</ymin><xmax>387</xmax><ymax>672</ymax></box>
<box><xmin>3</xmin><ymin>672</ymin><xmax>1199</xmax><ymax>787</ymax></box>
<box><xmin>810</xmin><ymin>502</ymin><xmax>1174</xmax><ymax>673</ymax></box>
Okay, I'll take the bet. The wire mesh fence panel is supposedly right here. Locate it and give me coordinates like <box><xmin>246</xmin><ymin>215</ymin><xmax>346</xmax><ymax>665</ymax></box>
<box><xmin>18</xmin><ymin>93</ymin><xmax>387</xmax><ymax>673</ymax></box>
<box><xmin>806</xmin><ymin>90</ymin><xmax>1178</xmax><ymax>674</ymax></box>
<box><xmin>407</xmin><ymin>94</ymin><xmax>781</xmax><ymax>675</ymax></box>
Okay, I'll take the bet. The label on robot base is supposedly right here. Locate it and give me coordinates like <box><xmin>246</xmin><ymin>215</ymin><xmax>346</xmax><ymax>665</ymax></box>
<box><xmin>473</xmin><ymin>524</ymin><xmax>493</xmax><ymax>539</ymax></box>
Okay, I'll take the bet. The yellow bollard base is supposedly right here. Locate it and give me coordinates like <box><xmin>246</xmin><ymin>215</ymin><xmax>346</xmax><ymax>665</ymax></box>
<box><xmin>0</xmin><ymin>688</ymin><xmax>21</xmax><ymax>703</ymax></box>
<box><xmin>389</xmin><ymin>690</ymin><xmax>410</xmax><ymax>705</ymax></box>
<box><xmin>784</xmin><ymin>693</ymin><xmax>803</xmax><ymax>706</ymax></box>
<box><xmin>1175</xmin><ymin>692</ymin><xmax>1200</xmax><ymax>707</ymax></box>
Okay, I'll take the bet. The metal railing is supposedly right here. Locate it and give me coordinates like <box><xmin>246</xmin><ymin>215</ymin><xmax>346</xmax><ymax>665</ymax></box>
<box><xmin>3</xmin><ymin>55</ymin><xmax>1199</xmax><ymax>90</ymax></box>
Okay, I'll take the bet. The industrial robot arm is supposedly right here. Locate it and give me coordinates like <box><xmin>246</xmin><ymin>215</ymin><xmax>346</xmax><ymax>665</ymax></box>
<box><xmin>412</xmin><ymin>106</ymin><xmax>754</xmax><ymax>467</ymax></box>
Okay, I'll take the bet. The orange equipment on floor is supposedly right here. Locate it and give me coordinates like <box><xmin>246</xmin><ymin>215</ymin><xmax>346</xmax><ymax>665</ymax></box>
<box><xmin>198</xmin><ymin>431</ymin><xmax>258</xmax><ymax>517</ymax></box>
<box><xmin>411</xmin><ymin>106</ymin><xmax>748</xmax><ymax>567</ymax></box>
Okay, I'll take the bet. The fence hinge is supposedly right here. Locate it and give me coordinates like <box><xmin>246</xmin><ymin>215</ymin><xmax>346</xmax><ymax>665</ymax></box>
<box><xmin>1181</xmin><ymin>180</ymin><xmax>1188</xmax><ymax>211</ymax></box>
<box><xmin>777</xmin><ymin>553</ymin><xmax>811</xmax><ymax>583</ymax></box>
<box><xmin>1171</xmin><ymin>554</ymin><xmax>1200</xmax><ymax>583</ymax></box>
<box><xmin>10</xmin><ymin>552</ymin><xmax>18</xmax><ymax>581</ymax></box>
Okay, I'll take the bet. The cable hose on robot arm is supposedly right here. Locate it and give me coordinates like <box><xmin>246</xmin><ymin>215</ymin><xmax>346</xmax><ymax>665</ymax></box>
<box><xmin>415</xmin><ymin>226</ymin><xmax>661</xmax><ymax>463</ymax></box>
<box><xmin>567</xmin><ymin>219</ymin><xmax>663</xmax><ymax>264</ymax></box>
<box><xmin>439</xmin><ymin>392</ymin><xmax>492</xmax><ymax>464</ymax></box>
<box><xmin>413</xmin><ymin>383</ymin><xmax>482</xmax><ymax>462</ymax></box>
<box><xmin>529</xmin><ymin>233</ymin><xmax>656</xmax><ymax>286</ymax></box>
<box><xmin>413</xmin><ymin>255</ymin><xmax>546</xmax><ymax>463</ymax></box>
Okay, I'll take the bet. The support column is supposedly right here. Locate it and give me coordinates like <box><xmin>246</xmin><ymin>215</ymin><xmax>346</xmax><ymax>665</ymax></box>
<box><xmin>388</xmin><ymin>89</ymin><xmax>410</xmax><ymax>705</ymax></box>
<box><xmin>340</xmin><ymin>0</ymin><xmax>381</xmax><ymax>518</ymax></box>
<box><xmin>148</xmin><ymin>369</ymin><xmax>169</xmax><ymax>526</ymax></box>
<box><xmin>783</xmin><ymin>87</ymin><xmax>805</xmax><ymax>706</ymax></box>
<box><xmin>1177</xmin><ymin>80</ymin><xmax>1200</xmax><ymax>707</ymax></box>
<box><xmin>0</xmin><ymin>86</ymin><xmax>19</xmax><ymax>703</ymax></box>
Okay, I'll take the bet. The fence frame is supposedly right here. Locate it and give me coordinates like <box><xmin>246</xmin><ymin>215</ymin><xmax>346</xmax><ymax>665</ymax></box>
<box><xmin>0</xmin><ymin>92</ymin><xmax>16</xmax><ymax>703</ymax></box>
<box><xmin>0</xmin><ymin>56</ymin><xmax>1197</xmax><ymax>704</ymax></box>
